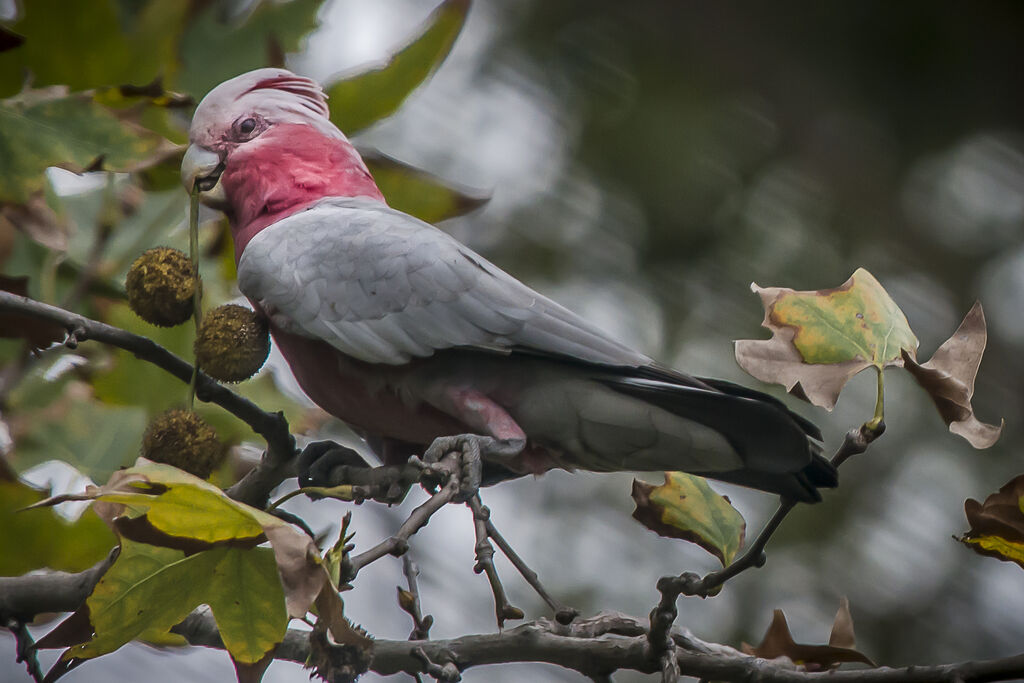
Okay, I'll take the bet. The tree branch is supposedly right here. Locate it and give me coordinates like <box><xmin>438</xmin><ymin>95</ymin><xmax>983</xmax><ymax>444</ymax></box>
<box><xmin>0</xmin><ymin>291</ymin><xmax>295</xmax><ymax>507</ymax></box>
<box><xmin>5</xmin><ymin>565</ymin><xmax>1024</xmax><ymax>682</ymax></box>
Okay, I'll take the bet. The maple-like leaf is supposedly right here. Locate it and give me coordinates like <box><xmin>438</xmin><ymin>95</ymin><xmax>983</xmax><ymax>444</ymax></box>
<box><xmin>735</xmin><ymin>267</ymin><xmax>918</xmax><ymax>411</ymax></box>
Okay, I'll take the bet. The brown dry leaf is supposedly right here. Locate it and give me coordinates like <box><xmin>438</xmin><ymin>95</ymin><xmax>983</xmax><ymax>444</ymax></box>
<box><xmin>959</xmin><ymin>475</ymin><xmax>1024</xmax><ymax>569</ymax></box>
<box><xmin>742</xmin><ymin>603</ymin><xmax>875</xmax><ymax>670</ymax></box>
<box><xmin>902</xmin><ymin>302</ymin><xmax>1003</xmax><ymax>449</ymax></box>
<box><xmin>735</xmin><ymin>268</ymin><xmax>918</xmax><ymax>410</ymax></box>
<box><xmin>828</xmin><ymin>597</ymin><xmax>856</xmax><ymax>650</ymax></box>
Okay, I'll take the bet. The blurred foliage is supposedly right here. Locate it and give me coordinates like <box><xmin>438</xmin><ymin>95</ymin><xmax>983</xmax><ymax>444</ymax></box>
<box><xmin>326</xmin><ymin>0</ymin><xmax>468</xmax><ymax>133</ymax></box>
<box><xmin>0</xmin><ymin>477</ymin><xmax>115</xmax><ymax>576</ymax></box>
<box><xmin>0</xmin><ymin>0</ymin><xmax>481</xmax><ymax>587</ymax></box>
<box><xmin>1</xmin><ymin>0</ymin><xmax>1023</xmax><ymax>679</ymax></box>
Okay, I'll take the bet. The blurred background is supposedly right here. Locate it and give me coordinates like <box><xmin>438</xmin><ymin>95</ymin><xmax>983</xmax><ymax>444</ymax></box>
<box><xmin>2</xmin><ymin>1</ymin><xmax>1024</xmax><ymax>681</ymax></box>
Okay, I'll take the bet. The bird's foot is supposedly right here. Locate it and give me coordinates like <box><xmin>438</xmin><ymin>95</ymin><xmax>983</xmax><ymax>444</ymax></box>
<box><xmin>415</xmin><ymin>434</ymin><xmax>525</xmax><ymax>503</ymax></box>
<box><xmin>296</xmin><ymin>440</ymin><xmax>372</xmax><ymax>489</ymax></box>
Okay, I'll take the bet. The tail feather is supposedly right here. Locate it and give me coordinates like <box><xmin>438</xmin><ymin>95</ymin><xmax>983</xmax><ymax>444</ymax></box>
<box><xmin>598</xmin><ymin>374</ymin><xmax>837</xmax><ymax>502</ymax></box>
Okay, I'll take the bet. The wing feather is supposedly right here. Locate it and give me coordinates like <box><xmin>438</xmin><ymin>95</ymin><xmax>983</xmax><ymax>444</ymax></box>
<box><xmin>238</xmin><ymin>197</ymin><xmax>652</xmax><ymax>366</ymax></box>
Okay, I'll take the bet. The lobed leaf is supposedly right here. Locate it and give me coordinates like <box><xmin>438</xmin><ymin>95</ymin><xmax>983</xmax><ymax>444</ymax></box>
<box><xmin>33</xmin><ymin>460</ymin><xmax>325</xmax><ymax>620</ymax></box>
<box><xmin>325</xmin><ymin>0</ymin><xmax>470</xmax><ymax>133</ymax></box>
<box><xmin>54</xmin><ymin>538</ymin><xmax>288</xmax><ymax>665</ymax></box>
<box><xmin>631</xmin><ymin>472</ymin><xmax>745</xmax><ymax>566</ymax></box>
<box><xmin>735</xmin><ymin>268</ymin><xmax>918</xmax><ymax>410</ymax></box>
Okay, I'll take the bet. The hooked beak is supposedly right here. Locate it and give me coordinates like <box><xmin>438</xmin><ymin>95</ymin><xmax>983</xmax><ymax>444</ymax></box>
<box><xmin>181</xmin><ymin>144</ymin><xmax>227</xmax><ymax>208</ymax></box>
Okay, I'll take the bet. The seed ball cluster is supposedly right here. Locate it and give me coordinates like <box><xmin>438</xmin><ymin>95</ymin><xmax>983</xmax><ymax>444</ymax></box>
<box><xmin>141</xmin><ymin>409</ymin><xmax>223</xmax><ymax>479</ymax></box>
<box><xmin>125</xmin><ymin>247</ymin><xmax>198</xmax><ymax>327</ymax></box>
<box><xmin>194</xmin><ymin>304</ymin><xmax>270</xmax><ymax>382</ymax></box>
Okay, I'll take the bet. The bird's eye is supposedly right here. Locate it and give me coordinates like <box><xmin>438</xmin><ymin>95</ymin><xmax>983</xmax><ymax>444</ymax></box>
<box><xmin>238</xmin><ymin>118</ymin><xmax>257</xmax><ymax>136</ymax></box>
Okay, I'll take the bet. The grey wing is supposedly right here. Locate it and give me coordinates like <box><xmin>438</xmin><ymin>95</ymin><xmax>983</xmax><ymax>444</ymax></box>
<box><xmin>237</xmin><ymin>197</ymin><xmax>652</xmax><ymax>366</ymax></box>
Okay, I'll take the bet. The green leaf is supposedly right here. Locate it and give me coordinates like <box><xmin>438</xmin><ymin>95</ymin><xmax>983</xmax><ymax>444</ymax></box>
<box><xmin>0</xmin><ymin>88</ymin><xmax>179</xmax><ymax>203</ymax></box>
<box><xmin>177</xmin><ymin>0</ymin><xmax>327</xmax><ymax>98</ymax></box>
<box><xmin>326</xmin><ymin>0</ymin><xmax>470</xmax><ymax>133</ymax></box>
<box><xmin>735</xmin><ymin>267</ymin><xmax>919</xmax><ymax>410</ymax></box>
<box><xmin>632</xmin><ymin>472</ymin><xmax>746</xmax><ymax>566</ymax></box>
<box><xmin>0</xmin><ymin>478</ymin><xmax>115</xmax><ymax>575</ymax></box>
<box><xmin>36</xmin><ymin>461</ymin><xmax>325</xmax><ymax>620</ymax></box>
<box><xmin>0</xmin><ymin>0</ymin><xmax>188</xmax><ymax>97</ymax></box>
<box><xmin>67</xmin><ymin>538</ymin><xmax>287</xmax><ymax>665</ymax></box>
<box><xmin>364</xmin><ymin>150</ymin><xmax>488</xmax><ymax>223</ymax></box>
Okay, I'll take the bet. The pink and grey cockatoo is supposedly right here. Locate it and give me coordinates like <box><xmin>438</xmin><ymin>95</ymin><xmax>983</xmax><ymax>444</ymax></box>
<box><xmin>181</xmin><ymin>68</ymin><xmax>836</xmax><ymax>502</ymax></box>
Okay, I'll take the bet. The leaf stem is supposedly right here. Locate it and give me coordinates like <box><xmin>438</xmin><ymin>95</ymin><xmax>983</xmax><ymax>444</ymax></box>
<box><xmin>188</xmin><ymin>185</ymin><xmax>202</xmax><ymax>410</ymax></box>
<box><xmin>870</xmin><ymin>365</ymin><xmax>885</xmax><ymax>429</ymax></box>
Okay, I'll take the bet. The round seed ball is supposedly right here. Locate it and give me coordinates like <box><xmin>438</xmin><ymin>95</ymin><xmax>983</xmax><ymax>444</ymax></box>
<box><xmin>194</xmin><ymin>304</ymin><xmax>270</xmax><ymax>382</ymax></box>
<box><xmin>125</xmin><ymin>247</ymin><xmax>198</xmax><ymax>327</ymax></box>
<box><xmin>141</xmin><ymin>409</ymin><xmax>223</xmax><ymax>479</ymax></box>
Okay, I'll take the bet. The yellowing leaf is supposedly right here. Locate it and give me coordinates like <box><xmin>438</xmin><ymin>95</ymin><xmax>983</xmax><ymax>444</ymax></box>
<box><xmin>326</xmin><ymin>0</ymin><xmax>469</xmax><ymax>133</ymax></box>
<box><xmin>735</xmin><ymin>268</ymin><xmax>918</xmax><ymax>410</ymax></box>
<box><xmin>902</xmin><ymin>302</ymin><xmax>1002</xmax><ymax>449</ymax></box>
<box><xmin>0</xmin><ymin>88</ymin><xmax>180</xmax><ymax>203</ymax></box>
<box><xmin>960</xmin><ymin>475</ymin><xmax>1024</xmax><ymax>569</ymax></box>
<box><xmin>63</xmin><ymin>538</ymin><xmax>287</xmax><ymax>665</ymax></box>
<box><xmin>631</xmin><ymin>472</ymin><xmax>745</xmax><ymax>566</ymax></box>
<box><xmin>363</xmin><ymin>150</ymin><xmax>489</xmax><ymax>223</ymax></box>
<box><xmin>34</xmin><ymin>460</ymin><xmax>325</xmax><ymax>620</ymax></box>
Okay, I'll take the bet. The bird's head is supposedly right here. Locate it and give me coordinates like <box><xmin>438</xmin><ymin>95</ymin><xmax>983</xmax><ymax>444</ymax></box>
<box><xmin>182</xmin><ymin>69</ymin><xmax>383</xmax><ymax>253</ymax></box>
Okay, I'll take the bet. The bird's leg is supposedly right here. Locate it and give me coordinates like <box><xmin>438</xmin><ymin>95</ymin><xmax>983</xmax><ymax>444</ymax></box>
<box><xmin>419</xmin><ymin>388</ymin><xmax>527</xmax><ymax>502</ymax></box>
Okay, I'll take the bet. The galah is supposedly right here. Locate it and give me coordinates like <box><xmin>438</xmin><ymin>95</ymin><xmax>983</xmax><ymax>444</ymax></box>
<box><xmin>181</xmin><ymin>68</ymin><xmax>836</xmax><ymax>502</ymax></box>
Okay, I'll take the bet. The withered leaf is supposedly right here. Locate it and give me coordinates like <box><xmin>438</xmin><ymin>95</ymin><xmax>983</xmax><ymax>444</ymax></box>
<box><xmin>902</xmin><ymin>302</ymin><xmax>1002</xmax><ymax>449</ymax></box>
<box><xmin>960</xmin><ymin>475</ymin><xmax>1024</xmax><ymax>568</ymax></box>
<box><xmin>632</xmin><ymin>472</ymin><xmax>745</xmax><ymax>566</ymax></box>
<box><xmin>735</xmin><ymin>268</ymin><xmax>918</xmax><ymax>410</ymax></box>
<box><xmin>742</xmin><ymin>602</ymin><xmax>875</xmax><ymax>670</ymax></box>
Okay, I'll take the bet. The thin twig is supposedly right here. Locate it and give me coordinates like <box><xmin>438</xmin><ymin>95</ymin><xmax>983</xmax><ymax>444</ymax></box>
<box><xmin>346</xmin><ymin>454</ymin><xmax>461</xmax><ymax>579</ymax></box>
<box><xmin>467</xmin><ymin>496</ymin><xmax>522</xmax><ymax>628</ymax></box>
<box><xmin>644</xmin><ymin>419</ymin><xmax>887</xmax><ymax>666</ymax></box>
<box><xmin>0</xmin><ymin>292</ymin><xmax>296</xmax><ymax>507</ymax></box>
<box><xmin>677</xmin><ymin>420</ymin><xmax>885</xmax><ymax>599</ymax></box>
<box><xmin>400</xmin><ymin>555</ymin><xmax>433</xmax><ymax>640</ymax></box>
<box><xmin>484</xmin><ymin>516</ymin><xmax>578</xmax><ymax>624</ymax></box>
